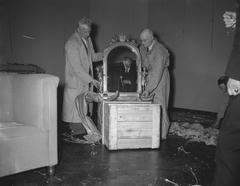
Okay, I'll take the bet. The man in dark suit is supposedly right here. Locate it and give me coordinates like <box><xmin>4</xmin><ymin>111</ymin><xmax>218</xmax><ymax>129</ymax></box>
<box><xmin>119</xmin><ymin>57</ymin><xmax>137</xmax><ymax>92</ymax></box>
<box><xmin>212</xmin><ymin>1</ymin><xmax>240</xmax><ymax>185</ymax></box>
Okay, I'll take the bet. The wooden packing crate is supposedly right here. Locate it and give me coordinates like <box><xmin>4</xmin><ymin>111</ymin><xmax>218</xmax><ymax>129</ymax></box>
<box><xmin>101</xmin><ymin>101</ymin><xmax>161</xmax><ymax>150</ymax></box>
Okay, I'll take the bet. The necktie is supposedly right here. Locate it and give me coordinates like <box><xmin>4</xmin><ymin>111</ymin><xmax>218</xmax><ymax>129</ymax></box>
<box><xmin>82</xmin><ymin>38</ymin><xmax>88</xmax><ymax>54</ymax></box>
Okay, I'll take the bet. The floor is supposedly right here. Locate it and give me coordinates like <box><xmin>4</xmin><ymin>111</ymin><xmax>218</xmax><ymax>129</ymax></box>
<box><xmin>0</xmin><ymin>108</ymin><xmax>217</xmax><ymax>186</ymax></box>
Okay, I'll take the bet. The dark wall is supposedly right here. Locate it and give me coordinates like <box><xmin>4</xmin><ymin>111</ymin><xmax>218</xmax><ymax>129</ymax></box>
<box><xmin>148</xmin><ymin>0</ymin><xmax>236</xmax><ymax>111</ymax></box>
<box><xmin>89</xmin><ymin>0</ymin><xmax>148</xmax><ymax>50</ymax></box>
<box><xmin>0</xmin><ymin>1</ymin><xmax>11</xmax><ymax>64</ymax></box>
<box><xmin>8</xmin><ymin>0</ymin><xmax>90</xmax><ymax>80</ymax></box>
<box><xmin>2</xmin><ymin>0</ymin><xmax>237</xmax><ymax>112</ymax></box>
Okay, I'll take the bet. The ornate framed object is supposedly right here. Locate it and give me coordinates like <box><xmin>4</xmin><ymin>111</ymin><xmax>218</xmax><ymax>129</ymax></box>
<box><xmin>102</xmin><ymin>37</ymin><xmax>142</xmax><ymax>101</ymax></box>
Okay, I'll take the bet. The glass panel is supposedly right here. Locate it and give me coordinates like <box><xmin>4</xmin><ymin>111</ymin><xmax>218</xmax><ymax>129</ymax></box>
<box><xmin>107</xmin><ymin>46</ymin><xmax>137</xmax><ymax>92</ymax></box>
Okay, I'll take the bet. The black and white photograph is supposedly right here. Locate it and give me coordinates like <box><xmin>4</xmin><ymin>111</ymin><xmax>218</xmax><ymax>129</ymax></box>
<box><xmin>0</xmin><ymin>0</ymin><xmax>239</xmax><ymax>185</ymax></box>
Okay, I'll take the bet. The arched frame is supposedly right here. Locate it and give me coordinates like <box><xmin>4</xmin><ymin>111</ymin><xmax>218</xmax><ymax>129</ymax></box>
<box><xmin>102</xmin><ymin>41</ymin><xmax>142</xmax><ymax>100</ymax></box>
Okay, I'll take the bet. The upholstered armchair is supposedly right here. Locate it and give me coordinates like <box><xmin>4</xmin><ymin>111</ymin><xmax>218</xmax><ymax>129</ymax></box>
<box><xmin>0</xmin><ymin>72</ymin><xmax>59</xmax><ymax>177</ymax></box>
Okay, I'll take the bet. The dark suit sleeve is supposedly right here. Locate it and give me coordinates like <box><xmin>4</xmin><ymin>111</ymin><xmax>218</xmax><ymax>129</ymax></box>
<box><xmin>225</xmin><ymin>4</ymin><xmax>240</xmax><ymax>81</ymax></box>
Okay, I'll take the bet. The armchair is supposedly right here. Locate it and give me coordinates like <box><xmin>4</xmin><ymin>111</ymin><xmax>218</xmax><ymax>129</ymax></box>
<box><xmin>0</xmin><ymin>72</ymin><xmax>59</xmax><ymax>177</ymax></box>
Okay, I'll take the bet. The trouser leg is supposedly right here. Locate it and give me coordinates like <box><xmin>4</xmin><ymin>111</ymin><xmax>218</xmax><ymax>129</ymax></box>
<box><xmin>212</xmin><ymin>95</ymin><xmax>240</xmax><ymax>186</ymax></box>
<box><xmin>161</xmin><ymin>106</ymin><xmax>170</xmax><ymax>139</ymax></box>
<box><xmin>69</xmin><ymin>122</ymin><xmax>86</xmax><ymax>135</ymax></box>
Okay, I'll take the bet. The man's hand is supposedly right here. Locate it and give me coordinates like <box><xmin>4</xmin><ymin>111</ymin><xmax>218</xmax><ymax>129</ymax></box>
<box><xmin>223</xmin><ymin>11</ymin><xmax>237</xmax><ymax>28</ymax></box>
<box><xmin>227</xmin><ymin>78</ymin><xmax>240</xmax><ymax>96</ymax></box>
<box><xmin>91</xmin><ymin>79</ymin><xmax>100</xmax><ymax>90</ymax></box>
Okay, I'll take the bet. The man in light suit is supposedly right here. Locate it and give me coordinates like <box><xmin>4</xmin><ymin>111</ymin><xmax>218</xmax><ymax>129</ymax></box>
<box><xmin>62</xmin><ymin>17</ymin><xmax>102</xmax><ymax>136</ymax></box>
<box><xmin>139</xmin><ymin>28</ymin><xmax>170</xmax><ymax>140</ymax></box>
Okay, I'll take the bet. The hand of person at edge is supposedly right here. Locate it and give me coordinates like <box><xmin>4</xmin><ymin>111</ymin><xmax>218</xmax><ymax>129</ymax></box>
<box><xmin>223</xmin><ymin>11</ymin><xmax>237</xmax><ymax>28</ymax></box>
<box><xmin>227</xmin><ymin>78</ymin><xmax>240</xmax><ymax>96</ymax></box>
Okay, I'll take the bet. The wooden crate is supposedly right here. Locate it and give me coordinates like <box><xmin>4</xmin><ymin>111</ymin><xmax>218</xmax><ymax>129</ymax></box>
<box><xmin>101</xmin><ymin>101</ymin><xmax>161</xmax><ymax>150</ymax></box>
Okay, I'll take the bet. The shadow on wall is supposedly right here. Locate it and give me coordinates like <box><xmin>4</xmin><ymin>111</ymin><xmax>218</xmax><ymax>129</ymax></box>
<box><xmin>57</xmin><ymin>83</ymin><xmax>64</xmax><ymax>126</ymax></box>
<box><xmin>57</xmin><ymin>83</ymin><xmax>64</xmax><ymax>160</ymax></box>
<box><xmin>90</xmin><ymin>23</ymin><xmax>101</xmax><ymax>51</ymax></box>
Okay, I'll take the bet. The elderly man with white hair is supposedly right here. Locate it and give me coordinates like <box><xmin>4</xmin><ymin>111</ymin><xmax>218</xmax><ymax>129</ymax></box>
<box><xmin>62</xmin><ymin>17</ymin><xmax>103</xmax><ymax>137</ymax></box>
<box><xmin>139</xmin><ymin>28</ymin><xmax>170</xmax><ymax>140</ymax></box>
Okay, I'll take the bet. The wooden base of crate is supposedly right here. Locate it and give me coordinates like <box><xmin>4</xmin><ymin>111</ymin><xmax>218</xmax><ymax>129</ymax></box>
<box><xmin>101</xmin><ymin>101</ymin><xmax>161</xmax><ymax>150</ymax></box>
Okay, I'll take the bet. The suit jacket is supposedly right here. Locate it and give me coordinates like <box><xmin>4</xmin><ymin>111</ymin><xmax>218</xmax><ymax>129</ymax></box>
<box><xmin>140</xmin><ymin>39</ymin><xmax>170</xmax><ymax>138</ymax></box>
<box><xmin>225</xmin><ymin>1</ymin><xmax>240</xmax><ymax>81</ymax></box>
<box><xmin>119</xmin><ymin>63</ymin><xmax>137</xmax><ymax>92</ymax></box>
<box><xmin>142</xmin><ymin>39</ymin><xmax>170</xmax><ymax>100</ymax></box>
<box><xmin>62</xmin><ymin>32</ymin><xmax>102</xmax><ymax>123</ymax></box>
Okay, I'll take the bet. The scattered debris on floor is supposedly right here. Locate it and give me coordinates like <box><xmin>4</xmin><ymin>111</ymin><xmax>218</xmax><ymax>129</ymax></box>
<box><xmin>170</xmin><ymin>108</ymin><xmax>217</xmax><ymax>127</ymax></box>
<box><xmin>62</xmin><ymin>132</ymin><xmax>101</xmax><ymax>144</ymax></box>
<box><xmin>164</xmin><ymin>178</ymin><xmax>180</xmax><ymax>186</ymax></box>
<box><xmin>169</xmin><ymin>122</ymin><xmax>219</xmax><ymax>146</ymax></box>
<box><xmin>34</xmin><ymin>170</ymin><xmax>63</xmax><ymax>184</ymax></box>
<box><xmin>177</xmin><ymin>145</ymin><xmax>191</xmax><ymax>154</ymax></box>
<box><xmin>34</xmin><ymin>170</ymin><xmax>47</xmax><ymax>176</ymax></box>
<box><xmin>189</xmin><ymin>167</ymin><xmax>200</xmax><ymax>186</ymax></box>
